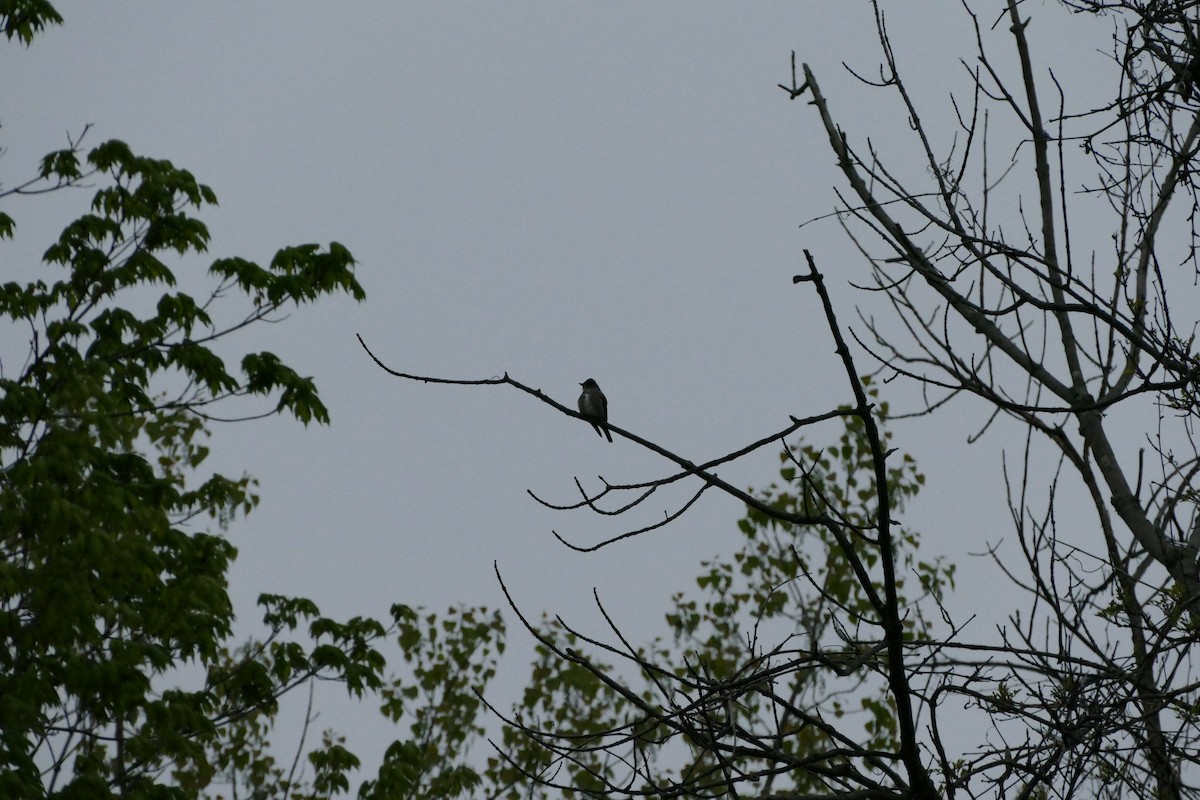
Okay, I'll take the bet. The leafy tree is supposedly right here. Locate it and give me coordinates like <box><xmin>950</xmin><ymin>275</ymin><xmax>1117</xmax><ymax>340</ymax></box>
<box><xmin>193</xmin><ymin>603</ymin><xmax>504</xmax><ymax>800</ymax></box>
<box><xmin>0</xmin><ymin>5</ymin><xmax>506</xmax><ymax>798</ymax></box>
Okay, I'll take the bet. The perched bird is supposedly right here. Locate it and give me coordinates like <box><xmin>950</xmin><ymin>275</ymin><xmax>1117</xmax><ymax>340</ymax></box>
<box><xmin>577</xmin><ymin>378</ymin><xmax>612</xmax><ymax>442</ymax></box>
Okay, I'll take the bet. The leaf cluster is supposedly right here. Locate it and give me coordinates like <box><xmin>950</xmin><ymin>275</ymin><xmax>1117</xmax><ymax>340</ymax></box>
<box><xmin>0</xmin><ymin>78</ymin><xmax>443</xmax><ymax>797</ymax></box>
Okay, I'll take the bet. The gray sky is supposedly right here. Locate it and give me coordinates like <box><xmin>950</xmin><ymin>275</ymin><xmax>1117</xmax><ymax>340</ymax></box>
<box><xmin>3</xmin><ymin>0</ymin><xmax>1120</xmax><ymax>787</ymax></box>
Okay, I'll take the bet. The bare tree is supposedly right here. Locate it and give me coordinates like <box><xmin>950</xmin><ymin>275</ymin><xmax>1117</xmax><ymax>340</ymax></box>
<box><xmin>779</xmin><ymin>0</ymin><xmax>1200</xmax><ymax>797</ymax></box>
<box><xmin>362</xmin><ymin>247</ymin><xmax>950</xmax><ymax>800</ymax></box>
<box><xmin>363</xmin><ymin>1</ymin><xmax>1200</xmax><ymax>798</ymax></box>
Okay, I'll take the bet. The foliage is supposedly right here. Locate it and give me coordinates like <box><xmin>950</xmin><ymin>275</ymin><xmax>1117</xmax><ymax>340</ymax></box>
<box><xmin>0</xmin><ymin>125</ymin><xmax>362</xmax><ymax>795</ymax></box>
<box><xmin>361</xmin><ymin>605</ymin><xmax>505</xmax><ymax>800</ymax></box>
<box><xmin>194</xmin><ymin>604</ymin><xmax>504</xmax><ymax>800</ymax></box>
<box><xmin>0</xmin><ymin>0</ymin><xmax>61</xmax><ymax>44</ymax></box>
<box><xmin>0</xmin><ymin>5</ymin><xmax>508</xmax><ymax>798</ymax></box>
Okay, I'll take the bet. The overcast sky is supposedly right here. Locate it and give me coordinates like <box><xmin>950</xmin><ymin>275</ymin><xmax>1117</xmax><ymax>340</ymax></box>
<box><xmin>3</xmin><ymin>0</ymin><xmax>1119</xmax><ymax>787</ymax></box>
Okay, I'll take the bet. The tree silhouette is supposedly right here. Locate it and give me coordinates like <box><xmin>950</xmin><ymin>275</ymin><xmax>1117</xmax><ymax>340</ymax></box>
<box><xmin>365</xmin><ymin>1</ymin><xmax>1200</xmax><ymax>798</ymax></box>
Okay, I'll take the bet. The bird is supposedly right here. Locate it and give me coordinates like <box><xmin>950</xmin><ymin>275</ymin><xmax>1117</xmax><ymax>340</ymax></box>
<box><xmin>577</xmin><ymin>378</ymin><xmax>612</xmax><ymax>442</ymax></box>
